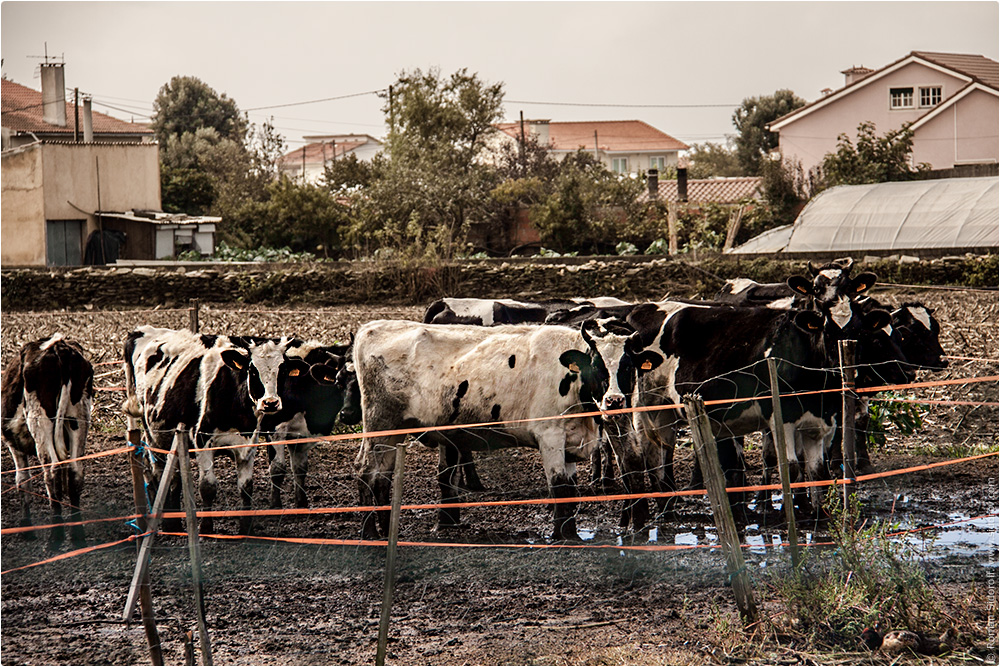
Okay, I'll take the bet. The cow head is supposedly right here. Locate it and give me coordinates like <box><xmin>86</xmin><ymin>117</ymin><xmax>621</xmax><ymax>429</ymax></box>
<box><xmin>224</xmin><ymin>340</ymin><xmax>303</xmax><ymax>415</ymax></box>
<box><xmin>892</xmin><ymin>303</ymin><xmax>948</xmax><ymax>371</ymax></box>
<box><xmin>821</xmin><ymin>297</ymin><xmax>915</xmax><ymax>387</ymax></box>
<box><xmin>560</xmin><ymin>318</ymin><xmax>663</xmax><ymax>414</ymax></box>
<box><xmin>787</xmin><ymin>259</ymin><xmax>877</xmax><ymax>309</ymax></box>
<box><xmin>307</xmin><ymin>353</ymin><xmax>363</xmax><ymax>426</ymax></box>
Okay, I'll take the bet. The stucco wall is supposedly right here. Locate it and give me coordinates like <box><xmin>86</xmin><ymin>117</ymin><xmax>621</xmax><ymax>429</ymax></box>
<box><xmin>777</xmin><ymin>62</ymin><xmax>977</xmax><ymax>173</ymax></box>
<box><xmin>912</xmin><ymin>89</ymin><xmax>999</xmax><ymax>167</ymax></box>
<box><xmin>1</xmin><ymin>145</ymin><xmax>47</xmax><ymax>266</ymax></box>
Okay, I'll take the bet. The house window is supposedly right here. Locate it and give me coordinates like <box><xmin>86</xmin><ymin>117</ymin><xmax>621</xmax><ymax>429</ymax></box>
<box><xmin>919</xmin><ymin>86</ymin><xmax>942</xmax><ymax>107</ymax></box>
<box><xmin>890</xmin><ymin>87</ymin><xmax>914</xmax><ymax>109</ymax></box>
<box><xmin>612</xmin><ymin>157</ymin><xmax>630</xmax><ymax>173</ymax></box>
<box><xmin>649</xmin><ymin>156</ymin><xmax>665</xmax><ymax>170</ymax></box>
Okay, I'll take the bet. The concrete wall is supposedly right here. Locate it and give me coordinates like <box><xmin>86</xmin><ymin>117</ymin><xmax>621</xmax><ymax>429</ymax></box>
<box><xmin>2</xmin><ymin>142</ymin><xmax>161</xmax><ymax>266</ymax></box>
<box><xmin>777</xmin><ymin>61</ymin><xmax>982</xmax><ymax>173</ymax></box>
<box><xmin>1</xmin><ymin>145</ymin><xmax>47</xmax><ymax>265</ymax></box>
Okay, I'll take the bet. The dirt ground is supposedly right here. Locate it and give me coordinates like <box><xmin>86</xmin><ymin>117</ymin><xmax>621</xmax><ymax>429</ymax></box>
<box><xmin>1</xmin><ymin>287</ymin><xmax>998</xmax><ymax>666</ymax></box>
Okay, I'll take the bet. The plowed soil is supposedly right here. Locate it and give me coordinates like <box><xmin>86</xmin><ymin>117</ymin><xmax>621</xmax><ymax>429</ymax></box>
<box><xmin>2</xmin><ymin>288</ymin><xmax>997</xmax><ymax>665</ymax></box>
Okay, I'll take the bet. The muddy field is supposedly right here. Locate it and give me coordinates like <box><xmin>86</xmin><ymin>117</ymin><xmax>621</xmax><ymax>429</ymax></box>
<box><xmin>1</xmin><ymin>287</ymin><xmax>998</xmax><ymax>666</ymax></box>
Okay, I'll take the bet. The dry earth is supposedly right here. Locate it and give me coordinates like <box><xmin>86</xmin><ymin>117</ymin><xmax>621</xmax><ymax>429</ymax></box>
<box><xmin>1</xmin><ymin>287</ymin><xmax>998</xmax><ymax>666</ymax></box>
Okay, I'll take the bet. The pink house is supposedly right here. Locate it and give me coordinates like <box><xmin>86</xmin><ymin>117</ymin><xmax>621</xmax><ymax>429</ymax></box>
<box><xmin>769</xmin><ymin>51</ymin><xmax>998</xmax><ymax>174</ymax></box>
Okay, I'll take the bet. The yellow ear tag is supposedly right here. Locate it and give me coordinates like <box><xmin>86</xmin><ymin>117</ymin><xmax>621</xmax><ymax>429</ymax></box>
<box><xmin>324</xmin><ymin>374</ymin><xmax>336</xmax><ymax>383</ymax></box>
<box><xmin>232</xmin><ymin>360</ymin><xmax>244</xmax><ymax>370</ymax></box>
<box><xmin>569</xmin><ymin>362</ymin><xmax>580</xmax><ymax>373</ymax></box>
<box><xmin>641</xmin><ymin>360</ymin><xmax>653</xmax><ymax>371</ymax></box>
<box><xmin>289</xmin><ymin>368</ymin><xmax>301</xmax><ymax>377</ymax></box>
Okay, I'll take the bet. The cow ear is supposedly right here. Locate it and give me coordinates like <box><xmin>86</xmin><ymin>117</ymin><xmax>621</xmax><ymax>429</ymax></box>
<box><xmin>309</xmin><ymin>363</ymin><xmax>339</xmax><ymax>385</ymax></box>
<box><xmin>863</xmin><ymin>309</ymin><xmax>892</xmax><ymax>331</ymax></box>
<box><xmin>579</xmin><ymin>319</ymin><xmax>599</xmax><ymax>345</ymax></box>
<box><xmin>559</xmin><ymin>350</ymin><xmax>590</xmax><ymax>374</ymax></box>
<box><xmin>221</xmin><ymin>348</ymin><xmax>250</xmax><ymax>371</ymax></box>
<box><xmin>786</xmin><ymin>275</ymin><xmax>814</xmax><ymax>296</ymax></box>
<box><xmin>849</xmin><ymin>272</ymin><xmax>877</xmax><ymax>295</ymax></box>
<box><xmin>284</xmin><ymin>358</ymin><xmax>310</xmax><ymax>378</ymax></box>
<box><xmin>806</xmin><ymin>262</ymin><xmax>820</xmax><ymax>277</ymax></box>
<box><xmin>793</xmin><ymin>310</ymin><xmax>825</xmax><ymax>332</ymax></box>
<box><xmin>634</xmin><ymin>350</ymin><xmax>664</xmax><ymax>374</ymax></box>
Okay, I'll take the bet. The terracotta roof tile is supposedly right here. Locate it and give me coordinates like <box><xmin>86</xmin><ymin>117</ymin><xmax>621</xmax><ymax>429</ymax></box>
<box><xmin>2</xmin><ymin>78</ymin><xmax>153</xmax><ymax>137</ymax></box>
<box><xmin>912</xmin><ymin>51</ymin><xmax>999</xmax><ymax>89</ymax></box>
<box><xmin>640</xmin><ymin>177</ymin><xmax>763</xmax><ymax>204</ymax></box>
<box><xmin>496</xmin><ymin>119</ymin><xmax>689</xmax><ymax>152</ymax></box>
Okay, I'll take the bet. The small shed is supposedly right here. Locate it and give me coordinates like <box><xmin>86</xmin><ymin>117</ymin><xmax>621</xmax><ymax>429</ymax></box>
<box><xmin>730</xmin><ymin>177</ymin><xmax>998</xmax><ymax>255</ymax></box>
<box><xmin>98</xmin><ymin>210</ymin><xmax>220</xmax><ymax>261</ymax></box>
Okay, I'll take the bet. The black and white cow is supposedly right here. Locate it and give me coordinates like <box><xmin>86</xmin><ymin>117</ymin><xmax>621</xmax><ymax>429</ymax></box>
<box><xmin>716</xmin><ymin>258</ymin><xmax>877</xmax><ymax>310</ymax></box>
<box><xmin>618</xmin><ymin>295</ymin><xmax>911</xmax><ymax>527</ymax></box>
<box><xmin>256</xmin><ymin>338</ymin><xmax>361</xmax><ymax>509</ymax></box>
<box><xmin>424</xmin><ymin>297</ymin><xmax>630</xmax><ymax>326</ymax></box>
<box><xmin>1</xmin><ymin>334</ymin><xmax>94</xmax><ymax>545</ymax></box>
<box><xmin>352</xmin><ymin>318</ymin><xmax>661</xmax><ymax>540</ymax></box>
<box><xmin>123</xmin><ymin>326</ymin><xmax>306</xmax><ymax>534</ymax></box>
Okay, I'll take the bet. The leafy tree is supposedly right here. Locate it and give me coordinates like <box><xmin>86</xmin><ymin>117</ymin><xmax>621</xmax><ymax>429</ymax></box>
<box><xmin>820</xmin><ymin>121</ymin><xmax>928</xmax><ymax>187</ymax></box>
<box><xmin>686</xmin><ymin>140</ymin><xmax>744</xmax><ymax>178</ymax></box>
<box><xmin>151</xmin><ymin>75</ymin><xmax>246</xmax><ymax>145</ymax></box>
<box><xmin>262</xmin><ymin>177</ymin><xmax>347</xmax><ymax>256</ymax></box>
<box><xmin>732</xmin><ymin>89</ymin><xmax>805</xmax><ymax>175</ymax></box>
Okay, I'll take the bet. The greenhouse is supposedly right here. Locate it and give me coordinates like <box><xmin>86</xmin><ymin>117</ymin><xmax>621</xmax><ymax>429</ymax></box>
<box><xmin>730</xmin><ymin>176</ymin><xmax>998</xmax><ymax>254</ymax></box>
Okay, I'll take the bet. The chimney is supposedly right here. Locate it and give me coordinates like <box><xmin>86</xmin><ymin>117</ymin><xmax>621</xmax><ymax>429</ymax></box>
<box><xmin>529</xmin><ymin>119</ymin><xmax>550</xmax><ymax>147</ymax></box>
<box><xmin>677</xmin><ymin>167</ymin><xmax>688</xmax><ymax>203</ymax></box>
<box><xmin>41</xmin><ymin>63</ymin><xmax>68</xmax><ymax>127</ymax></box>
<box><xmin>82</xmin><ymin>97</ymin><xmax>94</xmax><ymax>142</ymax></box>
<box><xmin>841</xmin><ymin>65</ymin><xmax>874</xmax><ymax>86</ymax></box>
<box><xmin>647</xmin><ymin>168</ymin><xmax>659</xmax><ymax>199</ymax></box>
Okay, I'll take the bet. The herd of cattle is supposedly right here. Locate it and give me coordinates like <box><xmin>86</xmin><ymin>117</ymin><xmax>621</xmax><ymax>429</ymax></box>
<box><xmin>1</xmin><ymin>258</ymin><xmax>948</xmax><ymax>545</ymax></box>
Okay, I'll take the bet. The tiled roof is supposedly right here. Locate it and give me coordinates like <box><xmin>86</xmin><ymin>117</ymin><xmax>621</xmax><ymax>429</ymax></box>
<box><xmin>640</xmin><ymin>177</ymin><xmax>763</xmax><ymax>204</ymax></box>
<box><xmin>496</xmin><ymin>119</ymin><xmax>689</xmax><ymax>153</ymax></box>
<box><xmin>913</xmin><ymin>51</ymin><xmax>999</xmax><ymax>89</ymax></box>
<box><xmin>277</xmin><ymin>139</ymin><xmax>366</xmax><ymax>167</ymax></box>
<box><xmin>1</xmin><ymin>78</ymin><xmax>153</xmax><ymax>137</ymax></box>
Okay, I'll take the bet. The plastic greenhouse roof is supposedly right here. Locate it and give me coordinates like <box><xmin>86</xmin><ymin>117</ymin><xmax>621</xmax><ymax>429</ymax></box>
<box><xmin>729</xmin><ymin>177</ymin><xmax>999</xmax><ymax>254</ymax></box>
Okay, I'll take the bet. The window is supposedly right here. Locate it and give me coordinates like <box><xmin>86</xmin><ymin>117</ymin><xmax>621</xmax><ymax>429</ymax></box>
<box><xmin>919</xmin><ymin>86</ymin><xmax>942</xmax><ymax>107</ymax></box>
<box><xmin>612</xmin><ymin>157</ymin><xmax>630</xmax><ymax>174</ymax></box>
<box><xmin>649</xmin><ymin>156</ymin><xmax>665</xmax><ymax>170</ymax></box>
<box><xmin>890</xmin><ymin>87</ymin><xmax>914</xmax><ymax>109</ymax></box>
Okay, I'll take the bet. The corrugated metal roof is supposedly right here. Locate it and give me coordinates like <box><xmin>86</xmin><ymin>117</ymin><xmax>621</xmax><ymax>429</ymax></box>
<box><xmin>1</xmin><ymin>78</ymin><xmax>153</xmax><ymax>137</ymax></box>
<box><xmin>277</xmin><ymin>139</ymin><xmax>368</xmax><ymax>167</ymax></box>
<box><xmin>640</xmin><ymin>177</ymin><xmax>763</xmax><ymax>204</ymax></box>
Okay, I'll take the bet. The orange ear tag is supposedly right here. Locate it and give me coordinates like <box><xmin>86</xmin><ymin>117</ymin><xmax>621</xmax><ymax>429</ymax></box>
<box><xmin>289</xmin><ymin>369</ymin><xmax>301</xmax><ymax>377</ymax></box>
<box><xmin>569</xmin><ymin>363</ymin><xmax>580</xmax><ymax>373</ymax></box>
<box><xmin>641</xmin><ymin>360</ymin><xmax>653</xmax><ymax>371</ymax></box>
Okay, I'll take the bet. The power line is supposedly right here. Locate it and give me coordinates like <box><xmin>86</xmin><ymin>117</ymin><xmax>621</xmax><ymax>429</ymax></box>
<box><xmin>244</xmin><ymin>89</ymin><xmax>386</xmax><ymax>112</ymax></box>
<box><xmin>506</xmin><ymin>99</ymin><xmax>738</xmax><ymax>109</ymax></box>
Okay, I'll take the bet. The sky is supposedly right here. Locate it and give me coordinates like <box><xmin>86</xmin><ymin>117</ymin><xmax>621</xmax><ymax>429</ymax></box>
<box><xmin>2</xmin><ymin>1</ymin><xmax>998</xmax><ymax>154</ymax></box>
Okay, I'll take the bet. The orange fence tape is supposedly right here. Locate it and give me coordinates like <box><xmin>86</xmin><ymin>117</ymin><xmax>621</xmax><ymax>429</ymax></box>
<box><xmin>0</xmin><ymin>534</ymin><xmax>142</xmax><ymax>576</ymax></box>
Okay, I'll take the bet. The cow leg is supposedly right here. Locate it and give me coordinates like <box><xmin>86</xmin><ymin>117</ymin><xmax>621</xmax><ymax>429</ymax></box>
<box><xmin>235</xmin><ymin>446</ymin><xmax>256</xmax><ymax>535</ymax></box>
<box><xmin>436</xmin><ymin>443</ymin><xmax>464</xmax><ymax>530</ymax></box>
<box><xmin>28</xmin><ymin>410</ymin><xmax>66</xmax><ymax>546</ymax></box>
<box><xmin>539</xmin><ymin>430</ymin><xmax>578</xmax><ymax>541</ymax></box>
<box><xmin>759</xmin><ymin>430</ymin><xmax>778</xmax><ymax>520</ymax></box>
<box><xmin>267</xmin><ymin>443</ymin><xmax>287</xmax><ymax>509</ymax></box>
<box><xmin>289</xmin><ymin>443</ymin><xmax>311</xmax><ymax>509</ymax></box>
<box><xmin>355</xmin><ymin>436</ymin><xmax>401</xmax><ymax>539</ymax></box>
<box><xmin>589</xmin><ymin>437</ymin><xmax>617</xmax><ymax>490</ymax></box>
<box><xmin>196</xmin><ymin>449</ymin><xmax>218</xmax><ymax>535</ymax></box>
<box><xmin>6</xmin><ymin>447</ymin><xmax>35</xmax><ymax>537</ymax></box>
<box><xmin>458</xmin><ymin>447</ymin><xmax>486</xmax><ymax>493</ymax></box>
<box><xmin>603</xmin><ymin>419</ymin><xmax>648</xmax><ymax>532</ymax></box>
<box><xmin>65</xmin><ymin>413</ymin><xmax>88</xmax><ymax>547</ymax></box>
<box><xmin>641</xmin><ymin>424</ymin><xmax>677</xmax><ymax>520</ymax></box>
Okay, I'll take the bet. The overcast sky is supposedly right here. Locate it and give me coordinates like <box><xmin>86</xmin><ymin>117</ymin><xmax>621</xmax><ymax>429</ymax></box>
<box><xmin>2</xmin><ymin>1</ymin><xmax>998</xmax><ymax>153</ymax></box>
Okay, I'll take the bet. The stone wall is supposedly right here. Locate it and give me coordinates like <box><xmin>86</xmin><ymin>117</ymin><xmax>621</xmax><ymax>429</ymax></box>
<box><xmin>2</xmin><ymin>253</ymin><xmax>996</xmax><ymax>311</ymax></box>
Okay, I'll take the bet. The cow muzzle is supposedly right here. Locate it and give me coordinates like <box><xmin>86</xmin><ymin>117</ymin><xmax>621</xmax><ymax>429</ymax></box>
<box><xmin>600</xmin><ymin>394</ymin><xmax>627</xmax><ymax>413</ymax></box>
<box><xmin>258</xmin><ymin>397</ymin><xmax>282</xmax><ymax>414</ymax></box>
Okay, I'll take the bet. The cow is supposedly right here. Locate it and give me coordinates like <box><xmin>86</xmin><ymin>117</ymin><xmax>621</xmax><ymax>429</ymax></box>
<box><xmin>716</xmin><ymin>258</ymin><xmax>877</xmax><ymax>310</ymax></box>
<box><xmin>619</xmin><ymin>295</ymin><xmax>912</xmax><ymax>528</ymax></box>
<box><xmin>123</xmin><ymin>326</ymin><xmax>306</xmax><ymax>534</ymax></box>
<box><xmin>1</xmin><ymin>334</ymin><xmax>94</xmax><ymax>545</ymax></box>
<box><xmin>352</xmin><ymin>318</ymin><xmax>662</xmax><ymax>540</ymax></box>
<box><xmin>424</xmin><ymin>297</ymin><xmax>630</xmax><ymax>326</ymax></box>
<box><xmin>256</xmin><ymin>337</ymin><xmax>362</xmax><ymax>509</ymax></box>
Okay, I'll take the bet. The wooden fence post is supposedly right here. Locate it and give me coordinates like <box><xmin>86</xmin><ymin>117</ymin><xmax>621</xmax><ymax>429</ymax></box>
<box><xmin>766</xmin><ymin>358</ymin><xmax>802</xmax><ymax>572</ymax></box>
<box><xmin>376</xmin><ymin>443</ymin><xmax>408</xmax><ymax>666</ymax></box>
<box><xmin>667</xmin><ymin>203</ymin><xmax>679</xmax><ymax>255</ymax></box>
<box><xmin>685</xmin><ymin>394</ymin><xmax>758</xmax><ymax>625</ymax></box>
<box><xmin>176</xmin><ymin>428</ymin><xmax>213</xmax><ymax>666</ymax></box>
<box><xmin>127</xmin><ymin>428</ymin><xmax>164</xmax><ymax>666</ymax></box>
<box><xmin>188</xmin><ymin>299</ymin><xmax>200</xmax><ymax>333</ymax></box>
<box><xmin>839</xmin><ymin>340</ymin><xmax>858</xmax><ymax>509</ymax></box>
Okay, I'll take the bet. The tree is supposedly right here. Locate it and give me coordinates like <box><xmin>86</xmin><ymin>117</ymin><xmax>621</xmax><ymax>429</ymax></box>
<box><xmin>151</xmin><ymin>75</ymin><xmax>246</xmax><ymax>145</ymax></box>
<box><xmin>686</xmin><ymin>139</ymin><xmax>744</xmax><ymax>178</ymax></box>
<box><xmin>732</xmin><ymin>90</ymin><xmax>805</xmax><ymax>175</ymax></box>
<box><xmin>820</xmin><ymin>121</ymin><xmax>928</xmax><ymax>187</ymax></box>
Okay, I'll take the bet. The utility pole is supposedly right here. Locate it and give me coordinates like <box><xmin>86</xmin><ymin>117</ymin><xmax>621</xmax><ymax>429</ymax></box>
<box><xmin>74</xmin><ymin>88</ymin><xmax>80</xmax><ymax>142</ymax></box>
<box><xmin>519</xmin><ymin>111</ymin><xmax>526</xmax><ymax>177</ymax></box>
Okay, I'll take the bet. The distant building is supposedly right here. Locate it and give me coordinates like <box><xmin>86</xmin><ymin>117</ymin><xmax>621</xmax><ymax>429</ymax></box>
<box><xmin>2</xmin><ymin>64</ymin><xmax>217</xmax><ymax>266</ymax></box>
<box><xmin>277</xmin><ymin>134</ymin><xmax>383</xmax><ymax>184</ymax></box>
<box><xmin>490</xmin><ymin>119</ymin><xmax>689</xmax><ymax>175</ymax></box>
<box><xmin>769</xmin><ymin>51</ymin><xmax>999</xmax><ymax>174</ymax></box>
